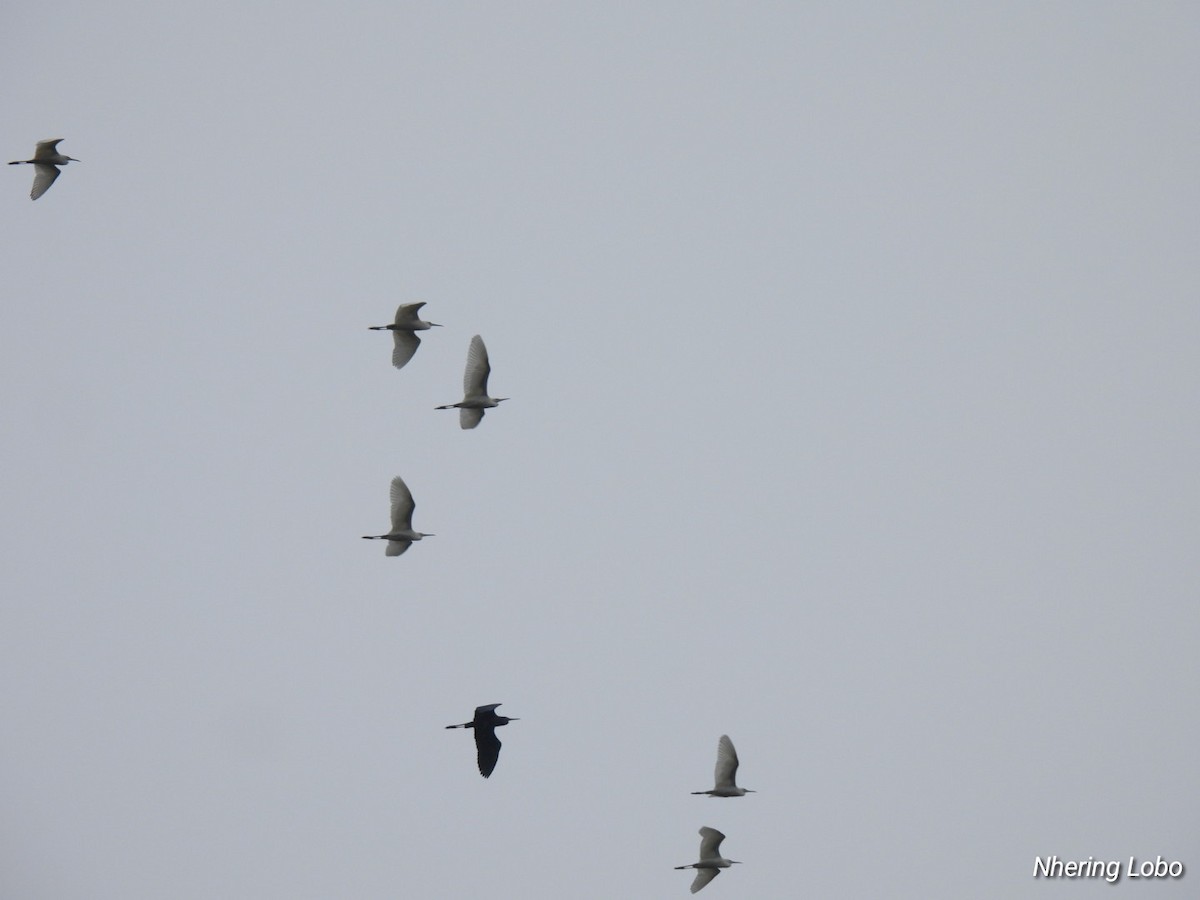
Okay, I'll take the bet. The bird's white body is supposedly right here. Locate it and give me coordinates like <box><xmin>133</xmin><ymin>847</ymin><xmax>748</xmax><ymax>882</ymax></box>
<box><xmin>436</xmin><ymin>334</ymin><xmax>507</xmax><ymax>429</ymax></box>
<box><xmin>368</xmin><ymin>302</ymin><xmax>441</xmax><ymax>370</ymax></box>
<box><xmin>361</xmin><ymin>475</ymin><xmax>433</xmax><ymax>556</ymax></box>
<box><xmin>9</xmin><ymin>138</ymin><xmax>78</xmax><ymax>200</ymax></box>
<box><xmin>692</xmin><ymin>734</ymin><xmax>755</xmax><ymax>797</ymax></box>
<box><xmin>675</xmin><ymin>827</ymin><xmax>741</xmax><ymax>893</ymax></box>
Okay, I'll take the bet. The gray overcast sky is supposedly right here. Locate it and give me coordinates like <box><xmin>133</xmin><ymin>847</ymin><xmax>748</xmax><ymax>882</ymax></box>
<box><xmin>2</xmin><ymin>3</ymin><xmax>1197</xmax><ymax>898</ymax></box>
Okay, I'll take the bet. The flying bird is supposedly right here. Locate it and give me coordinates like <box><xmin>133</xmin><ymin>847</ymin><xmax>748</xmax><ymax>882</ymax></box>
<box><xmin>691</xmin><ymin>734</ymin><xmax>755</xmax><ymax>797</ymax></box>
<box><xmin>9</xmin><ymin>139</ymin><xmax>78</xmax><ymax>200</ymax></box>
<box><xmin>436</xmin><ymin>334</ymin><xmax>507</xmax><ymax>429</ymax></box>
<box><xmin>674</xmin><ymin>827</ymin><xmax>741</xmax><ymax>894</ymax></box>
<box><xmin>445</xmin><ymin>703</ymin><xmax>519</xmax><ymax>778</ymax></box>
<box><xmin>368</xmin><ymin>302</ymin><xmax>441</xmax><ymax>370</ymax></box>
<box><xmin>361</xmin><ymin>475</ymin><xmax>433</xmax><ymax>556</ymax></box>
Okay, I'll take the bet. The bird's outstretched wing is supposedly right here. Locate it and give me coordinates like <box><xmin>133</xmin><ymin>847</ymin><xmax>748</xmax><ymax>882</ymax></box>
<box><xmin>385</xmin><ymin>539</ymin><xmax>411</xmax><ymax>557</ymax></box>
<box><xmin>389</xmin><ymin>476</ymin><xmax>415</xmax><ymax>530</ymax></box>
<box><xmin>459</xmin><ymin>407</ymin><xmax>484</xmax><ymax>430</ymax></box>
<box><xmin>29</xmin><ymin>164</ymin><xmax>60</xmax><ymax>200</ymax></box>
<box><xmin>698</xmin><ymin>827</ymin><xmax>725</xmax><ymax>860</ymax></box>
<box><xmin>393</xmin><ymin>302</ymin><xmax>426</xmax><ymax>325</ymax></box>
<box><xmin>463</xmin><ymin>334</ymin><xmax>491</xmax><ymax>396</ymax></box>
<box><xmin>690</xmin><ymin>868</ymin><xmax>719</xmax><ymax>894</ymax></box>
<box><xmin>33</xmin><ymin>139</ymin><xmax>64</xmax><ymax>160</ymax></box>
<box><xmin>391</xmin><ymin>331</ymin><xmax>420</xmax><ymax>369</ymax></box>
<box><xmin>714</xmin><ymin>734</ymin><xmax>739</xmax><ymax>789</ymax></box>
<box><xmin>475</xmin><ymin>728</ymin><xmax>502</xmax><ymax>778</ymax></box>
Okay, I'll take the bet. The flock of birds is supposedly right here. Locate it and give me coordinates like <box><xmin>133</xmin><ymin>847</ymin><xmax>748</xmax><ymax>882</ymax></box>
<box><xmin>13</xmin><ymin>138</ymin><xmax>753</xmax><ymax>894</ymax></box>
<box><xmin>357</xmin><ymin>298</ymin><xmax>753</xmax><ymax>893</ymax></box>
<box><xmin>677</xmin><ymin>734</ymin><xmax>755</xmax><ymax>892</ymax></box>
<box><xmin>441</xmin><ymin>708</ymin><xmax>755</xmax><ymax>893</ymax></box>
<box><xmin>359</xmin><ymin>303</ymin><xmax>506</xmax><ymax>555</ymax></box>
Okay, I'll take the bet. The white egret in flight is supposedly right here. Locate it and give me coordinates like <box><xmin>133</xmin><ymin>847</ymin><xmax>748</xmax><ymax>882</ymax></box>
<box><xmin>691</xmin><ymin>734</ymin><xmax>755</xmax><ymax>797</ymax></box>
<box><xmin>436</xmin><ymin>334</ymin><xmax>507</xmax><ymax>429</ymax></box>
<box><xmin>368</xmin><ymin>302</ymin><xmax>441</xmax><ymax>370</ymax></box>
<box><xmin>9</xmin><ymin>139</ymin><xmax>78</xmax><ymax>200</ymax></box>
<box><xmin>361</xmin><ymin>475</ymin><xmax>433</xmax><ymax>556</ymax></box>
<box><xmin>445</xmin><ymin>703</ymin><xmax>519</xmax><ymax>778</ymax></box>
<box><xmin>675</xmin><ymin>827</ymin><xmax>741</xmax><ymax>893</ymax></box>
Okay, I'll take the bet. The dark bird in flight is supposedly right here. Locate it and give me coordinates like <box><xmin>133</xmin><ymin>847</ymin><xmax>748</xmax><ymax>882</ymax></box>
<box><xmin>445</xmin><ymin>703</ymin><xmax>519</xmax><ymax>778</ymax></box>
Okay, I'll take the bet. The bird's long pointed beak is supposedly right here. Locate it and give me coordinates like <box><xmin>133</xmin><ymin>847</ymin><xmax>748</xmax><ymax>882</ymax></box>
<box><xmin>430</xmin><ymin>322</ymin><xmax>443</xmax><ymax>327</ymax></box>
